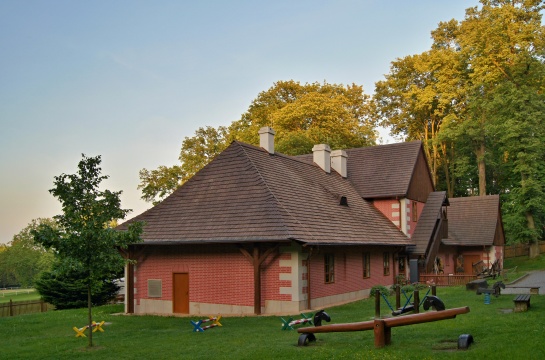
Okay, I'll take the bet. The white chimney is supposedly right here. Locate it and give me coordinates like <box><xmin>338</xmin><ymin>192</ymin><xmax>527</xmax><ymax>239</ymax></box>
<box><xmin>331</xmin><ymin>150</ymin><xmax>348</xmax><ymax>178</ymax></box>
<box><xmin>258</xmin><ymin>127</ymin><xmax>275</xmax><ymax>154</ymax></box>
<box><xmin>312</xmin><ymin>144</ymin><xmax>331</xmax><ymax>173</ymax></box>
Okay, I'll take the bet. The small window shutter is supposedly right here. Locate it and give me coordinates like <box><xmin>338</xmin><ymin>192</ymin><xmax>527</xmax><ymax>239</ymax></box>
<box><xmin>148</xmin><ymin>279</ymin><xmax>162</xmax><ymax>298</ymax></box>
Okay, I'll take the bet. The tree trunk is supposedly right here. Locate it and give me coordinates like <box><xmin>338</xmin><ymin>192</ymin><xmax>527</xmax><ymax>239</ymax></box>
<box><xmin>526</xmin><ymin>211</ymin><xmax>540</xmax><ymax>258</ymax></box>
<box><xmin>88</xmin><ymin>283</ymin><xmax>93</xmax><ymax>347</ymax></box>
<box><xmin>423</xmin><ymin>123</ymin><xmax>438</xmax><ymax>187</ymax></box>
<box><xmin>529</xmin><ymin>242</ymin><xmax>540</xmax><ymax>258</ymax></box>
<box><xmin>476</xmin><ymin>142</ymin><xmax>486</xmax><ymax>196</ymax></box>
<box><xmin>441</xmin><ymin>142</ymin><xmax>454</xmax><ymax>198</ymax></box>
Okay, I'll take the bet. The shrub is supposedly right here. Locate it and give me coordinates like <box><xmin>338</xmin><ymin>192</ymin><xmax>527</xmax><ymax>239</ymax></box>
<box><xmin>370</xmin><ymin>285</ymin><xmax>391</xmax><ymax>297</ymax></box>
<box><xmin>35</xmin><ymin>268</ymin><xmax>119</xmax><ymax>310</ymax></box>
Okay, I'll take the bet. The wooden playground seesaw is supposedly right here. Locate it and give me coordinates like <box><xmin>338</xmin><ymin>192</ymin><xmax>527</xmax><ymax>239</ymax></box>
<box><xmin>297</xmin><ymin>306</ymin><xmax>470</xmax><ymax>348</ymax></box>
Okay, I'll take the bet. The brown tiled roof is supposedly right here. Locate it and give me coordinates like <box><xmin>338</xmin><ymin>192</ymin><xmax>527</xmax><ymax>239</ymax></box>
<box><xmin>120</xmin><ymin>141</ymin><xmax>411</xmax><ymax>246</ymax></box>
<box><xmin>409</xmin><ymin>191</ymin><xmax>448</xmax><ymax>255</ymax></box>
<box><xmin>443</xmin><ymin>195</ymin><xmax>502</xmax><ymax>246</ymax></box>
<box><xmin>296</xmin><ymin>141</ymin><xmax>425</xmax><ymax>199</ymax></box>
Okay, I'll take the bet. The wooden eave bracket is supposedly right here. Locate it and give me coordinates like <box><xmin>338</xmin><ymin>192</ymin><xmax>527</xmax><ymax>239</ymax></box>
<box><xmin>238</xmin><ymin>244</ymin><xmax>279</xmax><ymax>265</ymax></box>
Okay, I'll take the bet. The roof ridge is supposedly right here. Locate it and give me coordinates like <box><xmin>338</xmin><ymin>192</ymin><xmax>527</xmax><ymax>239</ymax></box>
<box><xmin>235</xmin><ymin>140</ymin><xmax>326</xmax><ymax>168</ymax></box>
<box><xmin>450</xmin><ymin>194</ymin><xmax>499</xmax><ymax>202</ymax></box>
<box><xmin>236</xmin><ymin>142</ymin><xmax>318</xmax><ymax>242</ymax></box>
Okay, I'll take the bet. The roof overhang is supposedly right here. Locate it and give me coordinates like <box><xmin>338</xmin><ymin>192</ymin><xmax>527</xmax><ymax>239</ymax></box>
<box><xmin>300</xmin><ymin>240</ymin><xmax>415</xmax><ymax>247</ymax></box>
<box><xmin>137</xmin><ymin>238</ymin><xmax>293</xmax><ymax>246</ymax></box>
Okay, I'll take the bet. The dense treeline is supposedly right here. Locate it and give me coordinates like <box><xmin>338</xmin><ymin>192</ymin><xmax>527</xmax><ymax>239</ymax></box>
<box><xmin>372</xmin><ymin>0</ymin><xmax>545</xmax><ymax>248</ymax></box>
<box><xmin>0</xmin><ymin>218</ymin><xmax>55</xmax><ymax>288</ymax></box>
<box><xmin>138</xmin><ymin>1</ymin><xmax>545</xmax><ymax>247</ymax></box>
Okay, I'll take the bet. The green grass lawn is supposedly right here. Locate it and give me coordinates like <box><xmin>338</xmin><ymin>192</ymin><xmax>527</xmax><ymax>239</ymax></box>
<box><xmin>1</xmin><ymin>283</ymin><xmax>545</xmax><ymax>360</ymax></box>
<box><xmin>0</xmin><ymin>289</ymin><xmax>40</xmax><ymax>303</ymax></box>
<box><xmin>504</xmin><ymin>253</ymin><xmax>545</xmax><ymax>273</ymax></box>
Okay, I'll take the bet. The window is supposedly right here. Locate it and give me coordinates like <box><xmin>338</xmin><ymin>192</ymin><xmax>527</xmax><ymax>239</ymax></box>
<box><xmin>383</xmin><ymin>252</ymin><xmax>390</xmax><ymax>276</ymax></box>
<box><xmin>398</xmin><ymin>256</ymin><xmax>406</xmax><ymax>274</ymax></box>
<box><xmin>324</xmin><ymin>254</ymin><xmax>335</xmax><ymax>283</ymax></box>
<box><xmin>363</xmin><ymin>252</ymin><xmax>371</xmax><ymax>278</ymax></box>
<box><xmin>148</xmin><ymin>279</ymin><xmax>162</xmax><ymax>298</ymax></box>
<box><xmin>412</xmin><ymin>201</ymin><xmax>418</xmax><ymax>222</ymax></box>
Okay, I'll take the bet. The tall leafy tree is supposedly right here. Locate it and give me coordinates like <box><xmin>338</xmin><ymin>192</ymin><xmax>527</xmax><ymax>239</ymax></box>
<box><xmin>0</xmin><ymin>218</ymin><xmax>56</xmax><ymax>287</ymax></box>
<box><xmin>179</xmin><ymin>126</ymin><xmax>230</xmax><ymax>181</ymax></box>
<box><xmin>138</xmin><ymin>165</ymin><xmax>183</xmax><ymax>204</ymax></box>
<box><xmin>138</xmin><ymin>126</ymin><xmax>229</xmax><ymax>204</ymax></box>
<box><xmin>32</xmin><ymin>155</ymin><xmax>143</xmax><ymax>347</ymax></box>
<box><xmin>139</xmin><ymin>80</ymin><xmax>376</xmax><ymax>203</ymax></box>
<box><xmin>372</xmin><ymin>48</ymin><xmax>461</xmax><ymax>186</ymax></box>
<box><xmin>373</xmin><ymin>0</ymin><xmax>545</xmax><ymax>250</ymax></box>
<box><xmin>0</xmin><ymin>244</ymin><xmax>17</xmax><ymax>288</ymax></box>
<box><xmin>489</xmin><ymin>83</ymin><xmax>545</xmax><ymax>249</ymax></box>
<box><xmin>452</xmin><ymin>0</ymin><xmax>545</xmax><ymax>251</ymax></box>
<box><xmin>450</xmin><ymin>0</ymin><xmax>545</xmax><ymax>197</ymax></box>
<box><xmin>230</xmin><ymin>80</ymin><xmax>375</xmax><ymax>154</ymax></box>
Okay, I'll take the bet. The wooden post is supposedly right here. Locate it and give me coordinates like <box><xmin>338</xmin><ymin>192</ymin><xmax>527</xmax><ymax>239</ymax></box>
<box><xmin>432</xmin><ymin>285</ymin><xmax>436</xmax><ymax>296</ymax></box>
<box><xmin>373</xmin><ymin>319</ymin><xmax>391</xmax><ymax>348</ymax></box>
<box><xmin>375</xmin><ymin>291</ymin><xmax>380</xmax><ymax>319</ymax></box>
<box><xmin>306</xmin><ymin>249</ymin><xmax>312</xmax><ymax>311</ymax></box>
<box><xmin>239</xmin><ymin>244</ymin><xmax>279</xmax><ymax>315</ymax></box>
<box><xmin>395</xmin><ymin>286</ymin><xmax>401</xmax><ymax>309</ymax></box>
<box><xmin>413</xmin><ymin>290</ymin><xmax>420</xmax><ymax>314</ymax></box>
<box><xmin>127</xmin><ymin>260</ymin><xmax>134</xmax><ymax>314</ymax></box>
<box><xmin>9</xmin><ymin>299</ymin><xmax>13</xmax><ymax>316</ymax></box>
<box><xmin>253</xmin><ymin>245</ymin><xmax>261</xmax><ymax>315</ymax></box>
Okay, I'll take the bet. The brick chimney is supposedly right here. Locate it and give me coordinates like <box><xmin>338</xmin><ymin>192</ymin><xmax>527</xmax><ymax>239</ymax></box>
<box><xmin>331</xmin><ymin>150</ymin><xmax>348</xmax><ymax>178</ymax></box>
<box><xmin>312</xmin><ymin>144</ymin><xmax>331</xmax><ymax>173</ymax></box>
<box><xmin>258</xmin><ymin>127</ymin><xmax>275</xmax><ymax>154</ymax></box>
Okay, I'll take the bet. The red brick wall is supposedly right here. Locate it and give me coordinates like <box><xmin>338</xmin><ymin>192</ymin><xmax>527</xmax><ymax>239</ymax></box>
<box><xmin>262</xmin><ymin>251</ymin><xmax>292</xmax><ymax>303</ymax></box>
<box><xmin>309</xmin><ymin>247</ymin><xmax>395</xmax><ymax>299</ymax></box>
<box><xmin>372</xmin><ymin>198</ymin><xmax>424</xmax><ymax>238</ymax></box>
<box><xmin>373</xmin><ymin>199</ymin><xmax>400</xmax><ymax>227</ymax></box>
<box><xmin>134</xmin><ymin>244</ymin><xmax>287</xmax><ymax>307</ymax></box>
<box><xmin>407</xmin><ymin>200</ymin><xmax>424</xmax><ymax>237</ymax></box>
<box><xmin>134</xmin><ymin>244</ymin><xmax>399</xmax><ymax>309</ymax></box>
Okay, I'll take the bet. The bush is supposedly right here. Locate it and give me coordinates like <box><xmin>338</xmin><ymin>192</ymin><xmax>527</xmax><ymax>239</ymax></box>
<box><xmin>35</xmin><ymin>269</ymin><xmax>119</xmax><ymax>310</ymax></box>
<box><xmin>370</xmin><ymin>285</ymin><xmax>391</xmax><ymax>297</ymax></box>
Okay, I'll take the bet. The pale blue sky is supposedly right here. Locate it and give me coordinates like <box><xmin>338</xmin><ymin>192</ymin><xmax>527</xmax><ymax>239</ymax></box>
<box><xmin>0</xmin><ymin>0</ymin><xmax>475</xmax><ymax>244</ymax></box>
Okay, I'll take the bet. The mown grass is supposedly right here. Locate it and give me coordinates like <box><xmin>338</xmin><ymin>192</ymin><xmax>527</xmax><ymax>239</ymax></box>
<box><xmin>0</xmin><ymin>289</ymin><xmax>40</xmax><ymax>303</ymax></box>
<box><xmin>1</xmin><ymin>283</ymin><xmax>545</xmax><ymax>360</ymax></box>
<box><xmin>504</xmin><ymin>253</ymin><xmax>545</xmax><ymax>273</ymax></box>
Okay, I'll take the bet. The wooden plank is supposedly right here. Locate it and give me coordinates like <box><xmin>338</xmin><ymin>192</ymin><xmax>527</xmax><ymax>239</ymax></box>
<box><xmin>297</xmin><ymin>307</ymin><xmax>470</xmax><ymax>334</ymax></box>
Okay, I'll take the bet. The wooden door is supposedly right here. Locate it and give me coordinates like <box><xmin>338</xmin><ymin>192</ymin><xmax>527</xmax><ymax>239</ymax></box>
<box><xmin>463</xmin><ymin>255</ymin><xmax>481</xmax><ymax>275</ymax></box>
<box><xmin>173</xmin><ymin>273</ymin><xmax>189</xmax><ymax>314</ymax></box>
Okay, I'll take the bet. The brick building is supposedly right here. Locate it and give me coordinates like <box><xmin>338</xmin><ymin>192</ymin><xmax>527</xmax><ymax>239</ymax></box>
<box><xmin>118</xmin><ymin>127</ymin><xmax>504</xmax><ymax>316</ymax></box>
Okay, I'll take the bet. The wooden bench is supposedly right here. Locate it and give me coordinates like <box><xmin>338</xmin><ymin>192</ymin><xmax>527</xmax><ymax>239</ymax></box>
<box><xmin>513</xmin><ymin>294</ymin><xmax>531</xmax><ymax>312</ymax></box>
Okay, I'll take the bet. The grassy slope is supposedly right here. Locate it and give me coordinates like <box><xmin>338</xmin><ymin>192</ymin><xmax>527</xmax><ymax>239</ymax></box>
<box><xmin>504</xmin><ymin>253</ymin><xmax>545</xmax><ymax>273</ymax></box>
<box><xmin>1</xmin><ymin>255</ymin><xmax>545</xmax><ymax>359</ymax></box>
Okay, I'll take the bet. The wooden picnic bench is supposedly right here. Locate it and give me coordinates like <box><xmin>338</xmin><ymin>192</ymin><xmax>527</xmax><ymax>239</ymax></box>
<box><xmin>513</xmin><ymin>294</ymin><xmax>531</xmax><ymax>312</ymax></box>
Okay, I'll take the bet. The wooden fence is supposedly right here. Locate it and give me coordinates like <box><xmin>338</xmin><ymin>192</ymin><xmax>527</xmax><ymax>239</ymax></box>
<box><xmin>0</xmin><ymin>299</ymin><xmax>54</xmax><ymax>318</ymax></box>
<box><xmin>419</xmin><ymin>274</ymin><xmax>477</xmax><ymax>286</ymax></box>
<box><xmin>504</xmin><ymin>241</ymin><xmax>545</xmax><ymax>258</ymax></box>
